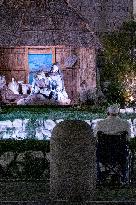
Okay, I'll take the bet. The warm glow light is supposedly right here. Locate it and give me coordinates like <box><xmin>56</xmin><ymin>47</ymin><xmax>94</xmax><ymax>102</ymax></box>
<box><xmin>129</xmin><ymin>96</ymin><xmax>134</xmax><ymax>102</ymax></box>
<box><xmin>122</xmin><ymin>72</ymin><xmax>136</xmax><ymax>103</ymax></box>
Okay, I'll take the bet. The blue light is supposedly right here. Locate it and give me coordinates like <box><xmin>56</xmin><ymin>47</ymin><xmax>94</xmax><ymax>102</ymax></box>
<box><xmin>28</xmin><ymin>54</ymin><xmax>52</xmax><ymax>84</ymax></box>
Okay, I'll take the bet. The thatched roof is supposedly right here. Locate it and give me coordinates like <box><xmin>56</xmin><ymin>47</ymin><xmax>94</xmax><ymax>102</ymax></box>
<box><xmin>0</xmin><ymin>0</ymin><xmax>101</xmax><ymax>48</ymax></box>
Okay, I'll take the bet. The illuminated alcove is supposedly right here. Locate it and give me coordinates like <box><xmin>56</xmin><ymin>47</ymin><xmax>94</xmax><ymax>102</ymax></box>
<box><xmin>0</xmin><ymin>0</ymin><xmax>101</xmax><ymax>104</ymax></box>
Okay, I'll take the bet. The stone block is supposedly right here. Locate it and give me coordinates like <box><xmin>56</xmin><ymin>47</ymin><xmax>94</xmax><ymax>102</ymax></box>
<box><xmin>50</xmin><ymin>120</ymin><xmax>96</xmax><ymax>202</ymax></box>
<box><xmin>120</xmin><ymin>109</ymin><xmax>126</xmax><ymax>114</ymax></box>
<box><xmin>125</xmin><ymin>108</ymin><xmax>134</xmax><ymax>113</ymax></box>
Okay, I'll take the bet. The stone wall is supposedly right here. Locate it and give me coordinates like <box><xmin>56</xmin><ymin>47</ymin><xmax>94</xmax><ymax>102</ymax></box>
<box><xmin>0</xmin><ymin>113</ymin><xmax>135</xmax><ymax>140</ymax></box>
<box><xmin>0</xmin><ymin>144</ymin><xmax>50</xmax><ymax>180</ymax></box>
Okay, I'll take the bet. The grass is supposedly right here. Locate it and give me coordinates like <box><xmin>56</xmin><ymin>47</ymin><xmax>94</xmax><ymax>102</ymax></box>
<box><xmin>96</xmin><ymin>185</ymin><xmax>136</xmax><ymax>201</ymax></box>
<box><xmin>1</xmin><ymin>105</ymin><xmax>136</xmax><ymax>121</ymax></box>
<box><xmin>0</xmin><ymin>180</ymin><xmax>50</xmax><ymax>201</ymax></box>
<box><xmin>0</xmin><ymin>105</ymin><xmax>107</xmax><ymax>121</ymax></box>
<box><xmin>0</xmin><ymin>180</ymin><xmax>136</xmax><ymax>202</ymax></box>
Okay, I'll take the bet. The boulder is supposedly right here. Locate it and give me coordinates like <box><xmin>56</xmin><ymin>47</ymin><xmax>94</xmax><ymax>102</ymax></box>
<box><xmin>43</xmin><ymin>120</ymin><xmax>56</xmax><ymax>131</ymax></box>
<box><xmin>17</xmin><ymin>94</ymin><xmax>59</xmax><ymax>105</ymax></box>
<box><xmin>50</xmin><ymin>120</ymin><xmax>96</xmax><ymax>202</ymax></box>
<box><xmin>0</xmin><ymin>152</ymin><xmax>14</xmax><ymax>169</ymax></box>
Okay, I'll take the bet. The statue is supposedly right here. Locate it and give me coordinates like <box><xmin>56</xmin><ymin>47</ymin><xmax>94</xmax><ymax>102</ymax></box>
<box><xmin>49</xmin><ymin>63</ymin><xmax>71</xmax><ymax>105</ymax></box>
<box><xmin>8</xmin><ymin>78</ymin><xmax>19</xmax><ymax>94</ymax></box>
<box><xmin>0</xmin><ymin>76</ymin><xmax>23</xmax><ymax>105</ymax></box>
<box><xmin>31</xmin><ymin>71</ymin><xmax>51</xmax><ymax>98</ymax></box>
<box><xmin>0</xmin><ymin>75</ymin><xmax>6</xmax><ymax>89</ymax></box>
<box><xmin>17</xmin><ymin>63</ymin><xmax>71</xmax><ymax>105</ymax></box>
<box><xmin>21</xmin><ymin>84</ymin><xmax>30</xmax><ymax>95</ymax></box>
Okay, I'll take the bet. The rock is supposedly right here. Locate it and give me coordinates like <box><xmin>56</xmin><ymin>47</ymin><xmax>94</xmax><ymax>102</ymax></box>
<box><xmin>16</xmin><ymin>152</ymin><xmax>26</xmax><ymax>162</ymax></box>
<box><xmin>16</xmin><ymin>151</ymin><xmax>44</xmax><ymax>163</ymax></box>
<box><xmin>0</xmin><ymin>120</ymin><xmax>12</xmax><ymax>131</ymax></box>
<box><xmin>43</xmin><ymin>120</ymin><xmax>56</xmax><ymax>131</ymax></box>
<box><xmin>120</xmin><ymin>109</ymin><xmax>126</xmax><ymax>114</ymax></box>
<box><xmin>50</xmin><ymin>120</ymin><xmax>96</xmax><ymax>201</ymax></box>
<box><xmin>35</xmin><ymin>127</ymin><xmax>44</xmax><ymax>140</ymax></box>
<box><xmin>58</xmin><ymin>98</ymin><xmax>71</xmax><ymax>105</ymax></box>
<box><xmin>41</xmin><ymin>129</ymin><xmax>52</xmax><ymax>140</ymax></box>
<box><xmin>0</xmin><ymin>85</ymin><xmax>22</xmax><ymax>104</ymax></box>
<box><xmin>125</xmin><ymin>107</ymin><xmax>134</xmax><ymax>113</ymax></box>
<box><xmin>0</xmin><ymin>152</ymin><xmax>14</xmax><ymax>169</ymax></box>
<box><xmin>133</xmin><ymin>119</ymin><xmax>136</xmax><ymax>125</ymax></box>
<box><xmin>16</xmin><ymin>98</ymin><xmax>26</xmax><ymax>105</ymax></box>
<box><xmin>11</xmin><ymin>130</ymin><xmax>27</xmax><ymax>140</ymax></box>
<box><xmin>22</xmin><ymin>119</ymin><xmax>29</xmax><ymax>131</ymax></box>
<box><xmin>12</xmin><ymin>119</ymin><xmax>23</xmax><ymax>129</ymax></box>
<box><xmin>46</xmin><ymin>153</ymin><xmax>51</xmax><ymax>162</ymax></box>
<box><xmin>1</xmin><ymin>131</ymin><xmax>12</xmax><ymax>139</ymax></box>
<box><xmin>30</xmin><ymin>151</ymin><xmax>44</xmax><ymax>159</ymax></box>
<box><xmin>84</xmin><ymin>120</ymin><xmax>92</xmax><ymax>126</ymax></box>
<box><xmin>17</xmin><ymin>94</ymin><xmax>59</xmax><ymax>105</ymax></box>
<box><xmin>56</xmin><ymin>119</ymin><xmax>64</xmax><ymax>124</ymax></box>
<box><xmin>127</xmin><ymin>119</ymin><xmax>132</xmax><ymax>124</ymax></box>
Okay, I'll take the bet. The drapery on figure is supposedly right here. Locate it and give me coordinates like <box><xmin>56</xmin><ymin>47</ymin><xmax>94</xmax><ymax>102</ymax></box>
<box><xmin>8</xmin><ymin>78</ymin><xmax>19</xmax><ymax>94</ymax></box>
<box><xmin>0</xmin><ymin>76</ymin><xmax>23</xmax><ymax>105</ymax></box>
<box><xmin>31</xmin><ymin>71</ymin><xmax>51</xmax><ymax>98</ymax></box>
<box><xmin>18</xmin><ymin>63</ymin><xmax>71</xmax><ymax>105</ymax></box>
<box><xmin>48</xmin><ymin>62</ymin><xmax>71</xmax><ymax>105</ymax></box>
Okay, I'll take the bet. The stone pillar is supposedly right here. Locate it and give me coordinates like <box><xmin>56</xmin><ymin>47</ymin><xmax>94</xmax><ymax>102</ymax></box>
<box><xmin>50</xmin><ymin>120</ymin><xmax>96</xmax><ymax>202</ymax></box>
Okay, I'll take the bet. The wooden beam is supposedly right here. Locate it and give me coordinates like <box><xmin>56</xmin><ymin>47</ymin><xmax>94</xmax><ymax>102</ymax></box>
<box><xmin>52</xmin><ymin>47</ymin><xmax>56</xmax><ymax>63</ymax></box>
<box><xmin>25</xmin><ymin>47</ymin><xmax>29</xmax><ymax>84</ymax></box>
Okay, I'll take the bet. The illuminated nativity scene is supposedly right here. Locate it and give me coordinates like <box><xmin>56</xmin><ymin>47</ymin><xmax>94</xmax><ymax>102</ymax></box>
<box><xmin>0</xmin><ymin>0</ymin><xmax>101</xmax><ymax>106</ymax></box>
<box><xmin>0</xmin><ymin>62</ymin><xmax>71</xmax><ymax>105</ymax></box>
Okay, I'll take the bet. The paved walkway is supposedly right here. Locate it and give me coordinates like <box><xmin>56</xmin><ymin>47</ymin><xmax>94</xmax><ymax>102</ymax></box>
<box><xmin>0</xmin><ymin>201</ymin><xmax>135</xmax><ymax>205</ymax></box>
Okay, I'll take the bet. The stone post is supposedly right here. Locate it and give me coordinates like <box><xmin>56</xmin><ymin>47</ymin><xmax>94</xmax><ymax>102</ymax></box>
<box><xmin>50</xmin><ymin>120</ymin><xmax>96</xmax><ymax>202</ymax></box>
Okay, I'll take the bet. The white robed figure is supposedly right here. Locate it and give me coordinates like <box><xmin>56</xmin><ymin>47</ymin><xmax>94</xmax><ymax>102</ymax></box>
<box><xmin>17</xmin><ymin>64</ymin><xmax>70</xmax><ymax>105</ymax></box>
<box><xmin>49</xmin><ymin>63</ymin><xmax>71</xmax><ymax>104</ymax></box>
<box><xmin>31</xmin><ymin>71</ymin><xmax>51</xmax><ymax>97</ymax></box>
<box><xmin>17</xmin><ymin>71</ymin><xmax>52</xmax><ymax>105</ymax></box>
<box><xmin>8</xmin><ymin>78</ymin><xmax>19</xmax><ymax>94</ymax></box>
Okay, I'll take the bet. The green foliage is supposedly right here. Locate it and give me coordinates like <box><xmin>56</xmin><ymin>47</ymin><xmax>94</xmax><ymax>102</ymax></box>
<box><xmin>0</xmin><ymin>105</ymin><xmax>107</xmax><ymax>121</ymax></box>
<box><xmin>0</xmin><ymin>139</ymin><xmax>50</xmax><ymax>154</ymax></box>
<box><xmin>103</xmin><ymin>81</ymin><xmax>125</xmax><ymax>105</ymax></box>
<box><xmin>0</xmin><ymin>140</ymin><xmax>50</xmax><ymax>179</ymax></box>
<box><xmin>22</xmin><ymin>152</ymin><xmax>49</xmax><ymax>179</ymax></box>
<box><xmin>100</xmin><ymin>20</ymin><xmax>136</xmax><ymax>104</ymax></box>
<box><xmin>102</xmin><ymin>21</ymin><xmax>136</xmax><ymax>78</ymax></box>
<box><xmin>121</xmin><ymin>20</ymin><xmax>136</xmax><ymax>34</ymax></box>
<box><xmin>129</xmin><ymin>137</ymin><xmax>136</xmax><ymax>152</ymax></box>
